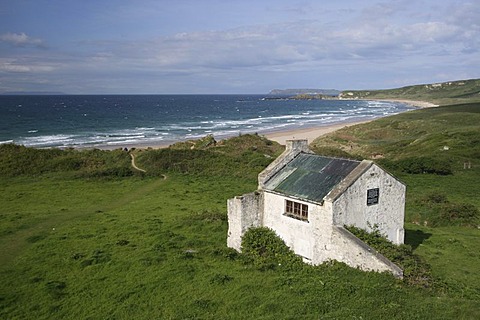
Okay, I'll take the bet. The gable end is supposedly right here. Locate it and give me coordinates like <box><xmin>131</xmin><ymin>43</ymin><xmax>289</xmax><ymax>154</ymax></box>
<box><xmin>324</xmin><ymin>160</ymin><xmax>374</xmax><ymax>202</ymax></box>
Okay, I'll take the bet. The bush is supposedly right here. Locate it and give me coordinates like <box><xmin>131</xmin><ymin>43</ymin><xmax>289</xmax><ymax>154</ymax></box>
<box><xmin>345</xmin><ymin>226</ymin><xmax>435</xmax><ymax>288</ymax></box>
<box><xmin>241</xmin><ymin>227</ymin><xmax>302</xmax><ymax>271</ymax></box>
<box><xmin>418</xmin><ymin>193</ymin><xmax>479</xmax><ymax>227</ymax></box>
<box><xmin>393</xmin><ymin>156</ymin><xmax>453</xmax><ymax>175</ymax></box>
<box><xmin>422</xmin><ymin>192</ymin><xmax>449</xmax><ymax>204</ymax></box>
<box><xmin>0</xmin><ymin>144</ymin><xmax>133</xmax><ymax>178</ymax></box>
<box><xmin>439</xmin><ymin>203</ymin><xmax>479</xmax><ymax>227</ymax></box>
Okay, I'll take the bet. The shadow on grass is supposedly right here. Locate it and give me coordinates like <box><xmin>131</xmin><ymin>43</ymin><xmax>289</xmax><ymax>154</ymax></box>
<box><xmin>405</xmin><ymin>228</ymin><xmax>432</xmax><ymax>250</ymax></box>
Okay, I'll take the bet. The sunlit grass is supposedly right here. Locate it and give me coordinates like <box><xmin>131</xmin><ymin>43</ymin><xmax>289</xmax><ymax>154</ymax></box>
<box><xmin>0</xmin><ymin>112</ymin><xmax>479</xmax><ymax>318</ymax></box>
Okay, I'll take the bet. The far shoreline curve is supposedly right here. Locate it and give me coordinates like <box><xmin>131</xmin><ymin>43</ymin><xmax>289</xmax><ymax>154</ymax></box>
<box><xmin>90</xmin><ymin>99</ymin><xmax>434</xmax><ymax>150</ymax></box>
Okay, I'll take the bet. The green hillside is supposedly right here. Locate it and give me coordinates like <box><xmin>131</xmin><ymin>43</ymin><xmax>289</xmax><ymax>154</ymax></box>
<box><xmin>1</xmin><ymin>88</ymin><xmax>480</xmax><ymax>318</ymax></box>
<box><xmin>340</xmin><ymin>78</ymin><xmax>480</xmax><ymax>104</ymax></box>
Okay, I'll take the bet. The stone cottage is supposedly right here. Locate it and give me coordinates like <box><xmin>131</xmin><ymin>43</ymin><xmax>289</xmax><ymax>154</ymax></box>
<box><xmin>227</xmin><ymin>140</ymin><xmax>405</xmax><ymax>277</ymax></box>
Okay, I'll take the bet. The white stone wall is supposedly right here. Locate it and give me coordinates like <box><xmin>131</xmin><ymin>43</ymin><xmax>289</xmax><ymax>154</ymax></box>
<box><xmin>331</xmin><ymin>164</ymin><xmax>405</xmax><ymax>244</ymax></box>
<box><xmin>331</xmin><ymin>226</ymin><xmax>403</xmax><ymax>278</ymax></box>
<box><xmin>227</xmin><ymin>141</ymin><xmax>406</xmax><ymax>277</ymax></box>
<box><xmin>262</xmin><ymin>192</ymin><xmax>318</xmax><ymax>260</ymax></box>
<box><xmin>227</xmin><ymin>192</ymin><xmax>263</xmax><ymax>251</ymax></box>
<box><xmin>310</xmin><ymin>201</ymin><xmax>335</xmax><ymax>265</ymax></box>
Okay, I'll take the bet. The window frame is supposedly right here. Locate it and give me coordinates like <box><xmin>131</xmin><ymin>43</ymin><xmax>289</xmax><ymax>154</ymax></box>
<box><xmin>366</xmin><ymin>188</ymin><xmax>380</xmax><ymax>206</ymax></box>
<box><xmin>285</xmin><ymin>199</ymin><xmax>309</xmax><ymax>221</ymax></box>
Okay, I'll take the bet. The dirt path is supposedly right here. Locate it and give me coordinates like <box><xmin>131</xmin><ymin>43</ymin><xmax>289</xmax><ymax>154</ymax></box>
<box><xmin>129</xmin><ymin>152</ymin><xmax>167</xmax><ymax>180</ymax></box>
<box><xmin>130</xmin><ymin>153</ymin><xmax>147</xmax><ymax>173</ymax></box>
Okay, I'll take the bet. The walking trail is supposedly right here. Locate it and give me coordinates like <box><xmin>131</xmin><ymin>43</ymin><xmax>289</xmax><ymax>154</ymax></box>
<box><xmin>130</xmin><ymin>153</ymin><xmax>147</xmax><ymax>173</ymax></box>
<box><xmin>129</xmin><ymin>152</ymin><xmax>167</xmax><ymax>180</ymax></box>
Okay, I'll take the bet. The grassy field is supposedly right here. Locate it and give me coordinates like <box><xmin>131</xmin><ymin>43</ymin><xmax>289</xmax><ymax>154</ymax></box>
<box><xmin>1</xmin><ymin>105</ymin><xmax>479</xmax><ymax>318</ymax></box>
<box><xmin>340</xmin><ymin>78</ymin><xmax>480</xmax><ymax>105</ymax></box>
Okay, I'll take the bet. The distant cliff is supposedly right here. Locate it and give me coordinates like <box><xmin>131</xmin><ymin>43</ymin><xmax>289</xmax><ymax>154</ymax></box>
<box><xmin>339</xmin><ymin>79</ymin><xmax>480</xmax><ymax>104</ymax></box>
<box><xmin>269</xmin><ymin>89</ymin><xmax>340</xmax><ymax>96</ymax></box>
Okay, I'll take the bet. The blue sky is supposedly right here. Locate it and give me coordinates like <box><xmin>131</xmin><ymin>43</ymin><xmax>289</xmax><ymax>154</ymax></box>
<box><xmin>0</xmin><ymin>0</ymin><xmax>479</xmax><ymax>94</ymax></box>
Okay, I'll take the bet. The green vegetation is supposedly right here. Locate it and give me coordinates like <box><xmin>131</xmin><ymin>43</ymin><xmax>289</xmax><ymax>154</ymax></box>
<box><xmin>0</xmin><ymin>144</ymin><xmax>135</xmax><ymax>178</ymax></box>
<box><xmin>1</xmin><ymin>100</ymin><xmax>480</xmax><ymax>318</ymax></box>
<box><xmin>345</xmin><ymin>226</ymin><xmax>434</xmax><ymax>288</ymax></box>
<box><xmin>241</xmin><ymin>227</ymin><xmax>303</xmax><ymax>271</ymax></box>
<box><xmin>135</xmin><ymin>133</ymin><xmax>283</xmax><ymax>181</ymax></box>
<box><xmin>312</xmin><ymin>102</ymin><xmax>480</xmax><ymax>167</ymax></box>
<box><xmin>340</xmin><ymin>78</ymin><xmax>480</xmax><ymax>105</ymax></box>
<box><xmin>311</xmin><ymin>101</ymin><xmax>480</xmax><ymax>229</ymax></box>
<box><xmin>289</xmin><ymin>93</ymin><xmax>328</xmax><ymax>100</ymax></box>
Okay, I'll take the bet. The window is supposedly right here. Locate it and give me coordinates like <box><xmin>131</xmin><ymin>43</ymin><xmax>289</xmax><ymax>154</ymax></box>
<box><xmin>367</xmin><ymin>188</ymin><xmax>380</xmax><ymax>206</ymax></box>
<box><xmin>285</xmin><ymin>199</ymin><xmax>308</xmax><ymax>220</ymax></box>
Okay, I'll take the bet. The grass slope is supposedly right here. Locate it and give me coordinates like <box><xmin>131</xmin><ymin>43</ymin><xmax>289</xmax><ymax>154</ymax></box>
<box><xmin>0</xmin><ymin>124</ymin><xmax>479</xmax><ymax>318</ymax></box>
<box><xmin>311</xmin><ymin>102</ymin><xmax>480</xmax><ymax>165</ymax></box>
<box><xmin>1</xmin><ymin>174</ymin><xmax>478</xmax><ymax>319</ymax></box>
<box><xmin>341</xmin><ymin>78</ymin><xmax>480</xmax><ymax>104</ymax></box>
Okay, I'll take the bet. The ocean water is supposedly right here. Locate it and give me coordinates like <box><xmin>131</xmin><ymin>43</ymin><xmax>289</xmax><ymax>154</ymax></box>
<box><xmin>0</xmin><ymin>95</ymin><xmax>414</xmax><ymax>148</ymax></box>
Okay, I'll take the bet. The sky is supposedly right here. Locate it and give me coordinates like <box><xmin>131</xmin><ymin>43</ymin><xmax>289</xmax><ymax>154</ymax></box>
<box><xmin>0</xmin><ymin>0</ymin><xmax>479</xmax><ymax>94</ymax></box>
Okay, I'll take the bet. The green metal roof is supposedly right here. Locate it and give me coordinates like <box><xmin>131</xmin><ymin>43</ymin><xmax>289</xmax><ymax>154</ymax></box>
<box><xmin>264</xmin><ymin>153</ymin><xmax>360</xmax><ymax>203</ymax></box>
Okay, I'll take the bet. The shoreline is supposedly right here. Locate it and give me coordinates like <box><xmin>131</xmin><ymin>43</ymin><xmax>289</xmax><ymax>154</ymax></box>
<box><xmin>97</xmin><ymin>98</ymin><xmax>435</xmax><ymax>150</ymax></box>
<box><xmin>365</xmin><ymin>98</ymin><xmax>438</xmax><ymax>108</ymax></box>
<box><xmin>104</xmin><ymin>118</ymin><xmax>371</xmax><ymax>150</ymax></box>
<box><xmin>261</xmin><ymin>98</ymin><xmax>438</xmax><ymax>145</ymax></box>
<box><xmin>262</xmin><ymin>119</ymin><xmax>370</xmax><ymax>146</ymax></box>
<box><xmin>50</xmin><ymin>98</ymin><xmax>434</xmax><ymax>151</ymax></box>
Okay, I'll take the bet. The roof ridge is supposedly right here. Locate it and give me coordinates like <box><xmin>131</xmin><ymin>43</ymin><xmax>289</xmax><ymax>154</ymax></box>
<box><xmin>299</xmin><ymin>152</ymin><xmax>361</xmax><ymax>163</ymax></box>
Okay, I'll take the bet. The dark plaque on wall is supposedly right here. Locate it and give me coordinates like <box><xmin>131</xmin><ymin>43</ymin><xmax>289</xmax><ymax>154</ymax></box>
<box><xmin>367</xmin><ymin>188</ymin><xmax>379</xmax><ymax>206</ymax></box>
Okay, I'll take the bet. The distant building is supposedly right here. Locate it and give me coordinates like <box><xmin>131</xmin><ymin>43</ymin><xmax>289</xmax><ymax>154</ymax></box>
<box><xmin>227</xmin><ymin>140</ymin><xmax>405</xmax><ymax>277</ymax></box>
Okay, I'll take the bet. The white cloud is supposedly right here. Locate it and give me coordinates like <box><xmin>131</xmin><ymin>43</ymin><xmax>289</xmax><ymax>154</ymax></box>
<box><xmin>0</xmin><ymin>59</ymin><xmax>55</xmax><ymax>73</ymax></box>
<box><xmin>1</xmin><ymin>1</ymin><xmax>478</xmax><ymax>93</ymax></box>
<box><xmin>128</xmin><ymin>16</ymin><xmax>468</xmax><ymax>73</ymax></box>
<box><xmin>0</xmin><ymin>32</ymin><xmax>45</xmax><ymax>47</ymax></box>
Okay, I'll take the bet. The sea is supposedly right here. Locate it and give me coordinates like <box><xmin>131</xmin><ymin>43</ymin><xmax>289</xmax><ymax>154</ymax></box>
<box><xmin>0</xmin><ymin>95</ymin><xmax>415</xmax><ymax>149</ymax></box>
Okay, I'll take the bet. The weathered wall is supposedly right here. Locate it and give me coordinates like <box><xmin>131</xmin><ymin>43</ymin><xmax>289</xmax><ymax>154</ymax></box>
<box><xmin>227</xmin><ymin>140</ymin><xmax>406</xmax><ymax>277</ymax></box>
<box><xmin>260</xmin><ymin>192</ymin><xmax>403</xmax><ymax>278</ymax></box>
<box><xmin>331</xmin><ymin>226</ymin><xmax>403</xmax><ymax>278</ymax></box>
<box><xmin>330</xmin><ymin>163</ymin><xmax>405</xmax><ymax>244</ymax></box>
<box><xmin>262</xmin><ymin>191</ymin><xmax>320</xmax><ymax>260</ymax></box>
<box><xmin>227</xmin><ymin>192</ymin><xmax>263</xmax><ymax>251</ymax></box>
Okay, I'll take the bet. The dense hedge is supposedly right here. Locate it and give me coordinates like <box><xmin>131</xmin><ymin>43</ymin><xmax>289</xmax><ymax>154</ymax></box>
<box><xmin>241</xmin><ymin>227</ymin><xmax>303</xmax><ymax>271</ymax></box>
<box><xmin>379</xmin><ymin>156</ymin><xmax>453</xmax><ymax>175</ymax></box>
<box><xmin>345</xmin><ymin>226</ymin><xmax>435</xmax><ymax>288</ymax></box>
<box><xmin>0</xmin><ymin>144</ymin><xmax>134</xmax><ymax>178</ymax></box>
<box><xmin>419</xmin><ymin>192</ymin><xmax>479</xmax><ymax>227</ymax></box>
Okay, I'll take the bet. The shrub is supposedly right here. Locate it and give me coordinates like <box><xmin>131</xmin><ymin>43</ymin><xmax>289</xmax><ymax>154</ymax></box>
<box><xmin>438</xmin><ymin>203</ymin><xmax>479</xmax><ymax>227</ymax></box>
<box><xmin>422</xmin><ymin>192</ymin><xmax>449</xmax><ymax>204</ymax></box>
<box><xmin>241</xmin><ymin>227</ymin><xmax>302</xmax><ymax>271</ymax></box>
<box><xmin>393</xmin><ymin>156</ymin><xmax>453</xmax><ymax>175</ymax></box>
<box><xmin>418</xmin><ymin>193</ymin><xmax>479</xmax><ymax>227</ymax></box>
<box><xmin>0</xmin><ymin>144</ymin><xmax>133</xmax><ymax>178</ymax></box>
<box><xmin>345</xmin><ymin>226</ymin><xmax>435</xmax><ymax>288</ymax></box>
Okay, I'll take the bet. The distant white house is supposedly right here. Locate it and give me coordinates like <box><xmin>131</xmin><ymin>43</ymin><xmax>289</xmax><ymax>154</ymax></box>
<box><xmin>227</xmin><ymin>140</ymin><xmax>405</xmax><ymax>278</ymax></box>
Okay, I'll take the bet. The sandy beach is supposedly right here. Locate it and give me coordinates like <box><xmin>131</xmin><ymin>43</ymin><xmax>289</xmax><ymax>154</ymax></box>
<box><xmin>115</xmin><ymin>99</ymin><xmax>436</xmax><ymax>150</ymax></box>
<box><xmin>263</xmin><ymin>99</ymin><xmax>437</xmax><ymax>145</ymax></box>
<box><xmin>371</xmin><ymin>99</ymin><xmax>438</xmax><ymax>108</ymax></box>
<box><xmin>114</xmin><ymin>119</ymin><xmax>369</xmax><ymax>150</ymax></box>
<box><xmin>263</xmin><ymin>120</ymin><xmax>369</xmax><ymax>145</ymax></box>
